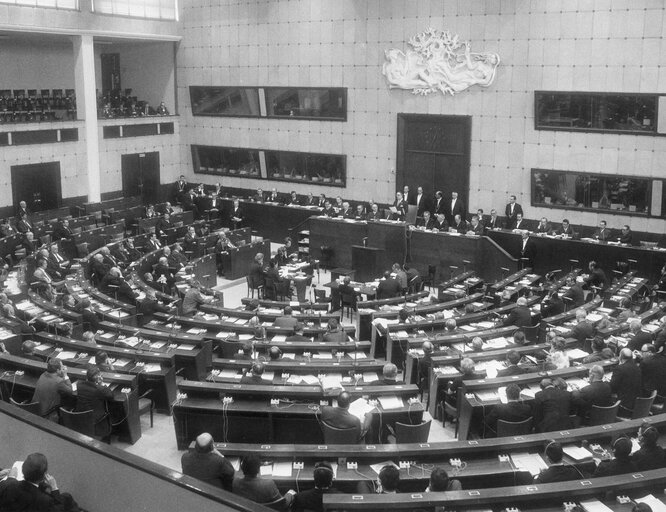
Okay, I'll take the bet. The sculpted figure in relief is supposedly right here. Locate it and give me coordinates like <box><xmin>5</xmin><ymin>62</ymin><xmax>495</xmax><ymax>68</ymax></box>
<box><xmin>382</xmin><ymin>28</ymin><xmax>500</xmax><ymax>96</ymax></box>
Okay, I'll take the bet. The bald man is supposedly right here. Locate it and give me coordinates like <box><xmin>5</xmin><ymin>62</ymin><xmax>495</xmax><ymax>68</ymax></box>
<box><xmin>181</xmin><ymin>432</ymin><xmax>235</xmax><ymax>491</ymax></box>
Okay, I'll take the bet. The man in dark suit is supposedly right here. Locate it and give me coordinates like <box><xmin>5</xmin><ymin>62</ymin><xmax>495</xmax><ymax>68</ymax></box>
<box><xmin>51</xmin><ymin>218</ymin><xmax>73</xmax><ymax>241</ymax></box>
<box><xmin>377</xmin><ymin>363</ymin><xmax>403</xmax><ymax>385</ymax></box>
<box><xmin>504</xmin><ymin>195</ymin><xmax>523</xmax><ymax>229</ymax></box>
<box><xmin>446</xmin><ymin>191</ymin><xmax>465</xmax><ymax>226</ymax></box>
<box><xmin>518</xmin><ymin>230</ymin><xmax>536</xmax><ymax>267</ymax></box>
<box><xmin>485</xmin><ymin>383</ymin><xmax>531</xmax><ymax>435</ymax></box>
<box><xmin>534</xmin><ymin>442</ymin><xmax>581</xmax><ymax>483</ymax></box>
<box><xmin>392</xmin><ymin>192</ymin><xmax>408</xmax><ymax>221</ymax></box>
<box><xmin>181</xmin><ymin>432</ymin><xmax>235</xmax><ymax>492</ymax></box>
<box><xmin>534</xmin><ymin>217</ymin><xmax>551</xmax><ymax>234</ymax></box>
<box><xmin>618</xmin><ymin>225</ymin><xmax>634</xmax><ymax>245</ymax></box>
<box><xmin>556</xmin><ymin>218</ymin><xmax>576</xmax><ymax>238</ymax></box>
<box><xmin>497</xmin><ymin>351</ymin><xmax>527</xmax><ymax>377</ymax></box>
<box><xmin>376</xmin><ymin>271</ymin><xmax>401</xmax><ymax>299</ymax></box>
<box><xmin>466</xmin><ymin>215</ymin><xmax>484</xmax><ymax>235</ymax></box>
<box><xmin>75</xmin><ymin>366</ymin><xmax>114</xmax><ymax>441</ymax></box>
<box><xmin>414</xmin><ymin>186</ymin><xmax>429</xmax><ymax>217</ymax></box>
<box><xmin>486</xmin><ymin>209</ymin><xmax>502</xmax><ymax>230</ymax></box>
<box><xmin>137</xmin><ymin>289</ymin><xmax>172</xmax><ymax>326</ymax></box>
<box><xmin>366</xmin><ymin>203</ymin><xmax>382</xmax><ymax>221</ymax></box>
<box><xmin>540</xmin><ymin>290</ymin><xmax>565</xmax><ymax>318</ymax></box>
<box><xmin>584</xmin><ymin>260</ymin><xmax>608</xmax><ymax>291</ymax></box>
<box><xmin>502</xmin><ymin>297</ymin><xmax>532</xmax><ymax>328</ymax></box>
<box><xmin>266</xmin><ymin>188</ymin><xmax>281</xmax><ymax>204</ymax></box>
<box><xmin>566</xmin><ymin>308</ymin><xmax>596</xmax><ymax>352</ymax></box>
<box><xmin>0</xmin><ymin>452</ymin><xmax>73</xmax><ymax>511</ymax></box>
<box><xmin>532</xmin><ymin>378</ymin><xmax>573</xmax><ymax>432</ymax></box>
<box><xmin>174</xmin><ymin>175</ymin><xmax>188</xmax><ymax>203</ymax></box>
<box><xmin>416</xmin><ymin>210</ymin><xmax>435</xmax><ymax>229</ymax></box>
<box><xmin>562</xmin><ymin>276</ymin><xmax>585</xmax><ymax>309</ymax></box>
<box><xmin>452</xmin><ymin>214</ymin><xmax>467</xmax><ymax>233</ymax></box>
<box><xmin>572</xmin><ymin>365</ymin><xmax>613</xmax><ymax>420</ymax></box>
<box><xmin>432</xmin><ymin>213</ymin><xmax>448</xmax><ymax>231</ymax></box>
<box><xmin>155</xmin><ymin>213</ymin><xmax>173</xmax><ymax>240</ymax></box>
<box><xmin>16</xmin><ymin>212</ymin><xmax>32</xmax><ymax>234</ymax></box>
<box><xmin>626</xmin><ymin>320</ymin><xmax>654</xmax><ymax>352</ymax></box>
<box><xmin>513</xmin><ymin>213</ymin><xmax>527</xmax><ymax>231</ymax></box>
<box><xmin>240</xmin><ymin>362</ymin><xmax>266</xmax><ymax>384</ymax></box>
<box><xmin>610</xmin><ymin>348</ymin><xmax>643</xmax><ymax>417</ymax></box>
<box><xmin>320</xmin><ymin>391</ymin><xmax>367</xmax><ymax>437</ymax></box>
<box><xmin>593</xmin><ymin>220</ymin><xmax>612</xmax><ymax>241</ymax></box>
<box><xmin>291</xmin><ymin>461</ymin><xmax>341</xmax><ymax>512</ymax></box>
<box><xmin>433</xmin><ymin>190</ymin><xmax>445</xmax><ymax>216</ymax></box>
<box><xmin>285</xmin><ymin>322</ymin><xmax>311</xmax><ymax>342</ymax></box>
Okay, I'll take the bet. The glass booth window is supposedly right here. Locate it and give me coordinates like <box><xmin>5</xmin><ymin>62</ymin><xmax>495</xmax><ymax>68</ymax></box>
<box><xmin>535</xmin><ymin>92</ymin><xmax>657</xmax><ymax>134</ymax></box>
<box><xmin>192</xmin><ymin>146</ymin><xmax>260</xmax><ymax>177</ymax></box>
<box><xmin>264</xmin><ymin>88</ymin><xmax>346</xmax><ymax>120</ymax></box>
<box><xmin>265</xmin><ymin>151</ymin><xmax>346</xmax><ymax>186</ymax></box>
<box><xmin>190</xmin><ymin>87</ymin><xmax>261</xmax><ymax>117</ymax></box>
<box><xmin>531</xmin><ymin>169</ymin><xmax>650</xmax><ymax>215</ymax></box>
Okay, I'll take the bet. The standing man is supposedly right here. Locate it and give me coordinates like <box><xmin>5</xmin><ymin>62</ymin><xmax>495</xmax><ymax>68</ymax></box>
<box><xmin>392</xmin><ymin>192</ymin><xmax>408</xmax><ymax>221</ymax></box>
<box><xmin>446</xmin><ymin>191</ymin><xmax>464</xmax><ymax>226</ymax></box>
<box><xmin>402</xmin><ymin>185</ymin><xmax>412</xmax><ymax>205</ymax></box>
<box><xmin>532</xmin><ymin>378</ymin><xmax>573</xmax><ymax>432</ymax></box>
<box><xmin>174</xmin><ymin>174</ymin><xmax>187</xmax><ymax>203</ymax></box>
<box><xmin>505</xmin><ymin>195</ymin><xmax>523</xmax><ymax>229</ymax></box>
<box><xmin>519</xmin><ymin>230</ymin><xmax>536</xmax><ymax>268</ymax></box>
<box><xmin>433</xmin><ymin>190</ymin><xmax>445</xmax><ymax>216</ymax></box>
<box><xmin>610</xmin><ymin>348</ymin><xmax>643</xmax><ymax>418</ymax></box>
<box><xmin>415</xmin><ymin>186</ymin><xmax>429</xmax><ymax>217</ymax></box>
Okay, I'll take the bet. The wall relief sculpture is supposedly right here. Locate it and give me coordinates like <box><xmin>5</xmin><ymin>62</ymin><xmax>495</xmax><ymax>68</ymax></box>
<box><xmin>382</xmin><ymin>28</ymin><xmax>500</xmax><ymax>96</ymax></box>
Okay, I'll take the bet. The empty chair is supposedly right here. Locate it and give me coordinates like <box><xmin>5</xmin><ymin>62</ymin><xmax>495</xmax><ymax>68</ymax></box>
<box><xmin>138</xmin><ymin>390</ymin><xmax>154</xmax><ymax>428</ymax></box>
<box><xmin>9</xmin><ymin>397</ymin><xmax>41</xmax><ymax>416</ymax></box>
<box><xmin>496</xmin><ymin>416</ymin><xmax>533</xmax><ymax>437</ymax></box>
<box><xmin>246</xmin><ymin>275</ymin><xmax>264</xmax><ymax>299</ymax></box>
<box><xmin>339</xmin><ymin>292</ymin><xmax>356</xmax><ymax>320</ymax></box>
<box><xmin>422</xmin><ymin>264</ymin><xmax>437</xmax><ymax>291</ymax></box>
<box><xmin>629</xmin><ymin>390</ymin><xmax>657</xmax><ymax>420</ymax></box>
<box><xmin>59</xmin><ymin>407</ymin><xmax>95</xmax><ymax>438</ymax></box>
<box><xmin>313</xmin><ymin>288</ymin><xmax>332</xmax><ymax>312</ymax></box>
<box><xmin>320</xmin><ymin>421</ymin><xmax>361</xmax><ymax>444</ymax></box>
<box><xmin>588</xmin><ymin>400</ymin><xmax>620</xmax><ymax>426</ymax></box>
<box><xmin>394</xmin><ymin>420</ymin><xmax>432</xmax><ymax>444</ymax></box>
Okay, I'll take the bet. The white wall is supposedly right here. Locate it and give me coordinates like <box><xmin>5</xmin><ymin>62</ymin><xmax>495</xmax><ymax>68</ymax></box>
<box><xmin>177</xmin><ymin>0</ymin><xmax>666</xmax><ymax>233</ymax></box>
<box><xmin>0</xmin><ymin>40</ymin><xmax>75</xmax><ymax>92</ymax></box>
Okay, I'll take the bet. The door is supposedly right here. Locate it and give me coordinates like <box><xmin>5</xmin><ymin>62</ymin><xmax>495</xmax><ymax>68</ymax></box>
<box><xmin>396</xmin><ymin>114</ymin><xmax>471</xmax><ymax>215</ymax></box>
<box><xmin>11</xmin><ymin>162</ymin><xmax>62</xmax><ymax>212</ymax></box>
<box><xmin>121</xmin><ymin>152</ymin><xmax>160</xmax><ymax>204</ymax></box>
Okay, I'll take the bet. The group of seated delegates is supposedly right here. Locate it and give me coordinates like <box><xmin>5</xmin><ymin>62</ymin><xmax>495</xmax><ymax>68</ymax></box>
<box><xmin>0</xmin><ymin>452</ymin><xmax>83</xmax><ymax>511</ymax></box>
<box><xmin>85</xmin><ymin>251</ymin><xmax>138</xmax><ymax>305</ymax></box>
<box><xmin>30</xmin><ymin>246</ymin><xmax>72</xmax><ymax>302</ymax></box>
<box><xmin>98</xmin><ymin>89</ymin><xmax>169</xmax><ymax>119</ymax></box>
<box><xmin>247</xmin><ymin>251</ymin><xmax>295</xmax><ymax>300</ymax></box>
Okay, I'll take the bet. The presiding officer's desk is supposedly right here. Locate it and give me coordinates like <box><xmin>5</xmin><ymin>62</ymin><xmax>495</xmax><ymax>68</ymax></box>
<box><xmin>456</xmin><ymin>360</ymin><xmax>619</xmax><ymax>440</ymax></box>
<box><xmin>97</xmin><ymin>321</ymin><xmax>210</xmax><ymax>381</ymax></box>
<box><xmin>0</xmin><ymin>353</ymin><xmax>142</xmax><ymax>444</ymax></box>
<box><xmin>32</xmin><ymin>331</ymin><xmax>177</xmax><ymax>413</ymax></box>
<box><xmin>172</xmin><ymin>382</ymin><xmax>422</xmax><ymax>448</ymax></box>
<box><xmin>323</xmin><ymin>470</ymin><xmax>666</xmax><ymax>511</ymax></box>
<box><xmin>488</xmin><ymin>229</ymin><xmax>666</xmax><ymax>282</ymax></box>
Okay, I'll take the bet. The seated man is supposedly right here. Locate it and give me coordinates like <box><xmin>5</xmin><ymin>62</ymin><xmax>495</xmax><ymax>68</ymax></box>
<box><xmin>378</xmin><ymin>363</ymin><xmax>402</xmax><ymax>385</ymax></box>
<box><xmin>425</xmin><ymin>466</ymin><xmax>462</xmax><ymax>492</ymax></box>
<box><xmin>502</xmin><ymin>297</ymin><xmax>532</xmax><ymax>328</ymax></box>
<box><xmin>320</xmin><ymin>390</ymin><xmax>369</xmax><ymax>440</ymax></box>
<box><xmin>366</xmin><ymin>465</ymin><xmax>400</xmax><ymax>494</ymax></box>
<box><xmin>32</xmin><ymin>358</ymin><xmax>74</xmax><ymax>420</ymax></box>
<box><xmin>285</xmin><ymin>322</ymin><xmax>310</xmax><ymax>342</ymax></box>
<box><xmin>557</xmin><ymin>218</ymin><xmax>576</xmax><ymax>238</ymax></box>
<box><xmin>182</xmin><ymin>280</ymin><xmax>214</xmax><ymax>315</ymax></box>
<box><xmin>631</xmin><ymin>422</ymin><xmax>665</xmax><ymax>471</ymax></box>
<box><xmin>0</xmin><ymin>452</ymin><xmax>79</xmax><ymax>512</ymax></box>
<box><xmin>416</xmin><ymin>210</ymin><xmax>434</xmax><ymax>229</ymax></box>
<box><xmin>566</xmin><ymin>308</ymin><xmax>595</xmax><ymax>352</ymax></box>
<box><xmin>240</xmin><ymin>362</ymin><xmax>265</xmax><ymax>384</ymax></box>
<box><xmin>594</xmin><ymin>437</ymin><xmax>636</xmax><ymax>477</ymax></box>
<box><xmin>497</xmin><ymin>351</ymin><xmax>527</xmax><ymax>377</ymax></box>
<box><xmin>75</xmin><ymin>367</ymin><xmax>114</xmax><ymax>442</ymax></box>
<box><xmin>100</xmin><ymin>267</ymin><xmax>138</xmax><ymax>305</ymax></box>
<box><xmin>233</xmin><ymin>454</ymin><xmax>290</xmax><ymax>509</ymax></box>
<box><xmin>181</xmin><ymin>432</ymin><xmax>235</xmax><ymax>491</ymax></box>
<box><xmin>581</xmin><ymin>336</ymin><xmax>614</xmax><ymax>364</ymax></box>
<box><xmin>571</xmin><ymin>365</ymin><xmax>613</xmax><ymax>421</ymax></box>
<box><xmin>291</xmin><ymin>461</ymin><xmax>341</xmax><ymax>512</ymax></box>
<box><xmin>534</xmin><ymin>441</ymin><xmax>582</xmax><ymax>483</ymax></box>
<box><xmin>532</xmin><ymin>377</ymin><xmax>573</xmax><ymax>433</ymax></box>
<box><xmin>273</xmin><ymin>306</ymin><xmax>298</xmax><ymax>329</ymax></box>
<box><xmin>485</xmin><ymin>383</ymin><xmax>531</xmax><ymax>436</ymax></box>
<box><xmin>323</xmin><ymin>318</ymin><xmax>347</xmax><ymax>343</ymax></box>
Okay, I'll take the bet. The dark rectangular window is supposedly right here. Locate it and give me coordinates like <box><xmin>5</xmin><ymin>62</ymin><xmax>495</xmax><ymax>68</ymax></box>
<box><xmin>60</xmin><ymin>128</ymin><xmax>78</xmax><ymax>142</ymax></box>
<box><xmin>190</xmin><ymin>87</ymin><xmax>261</xmax><ymax>117</ymax></box>
<box><xmin>123</xmin><ymin>123</ymin><xmax>158</xmax><ymax>138</ymax></box>
<box><xmin>265</xmin><ymin>150</ymin><xmax>346</xmax><ymax>186</ymax></box>
<box><xmin>192</xmin><ymin>145</ymin><xmax>261</xmax><ymax>177</ymax></box>
<box><xmin>160</xmin><ymin>122</ymin><xmax>174</xmax><ymax>134</ymax></box>
<box><xmin>264</xmin><ymin>88</ymin><xmax>346</xmax><ymax>120</ymax></box>
<box><xmin>531</xmin><ymin>169</ymin><xmax>653</xmax><ymax>216</ymax></box>
<box><xmin>12</xmin><ymin>129</ymin><xmax>58</xmax><ymax>145</ymax></box>
<box><xmin>189</xmin><ymin>86</ymin><xmax>347</xmax><ymax>120</ymax></box>
<box><xmin>535</xmin><ymin>91</ymin><xmax>658</xmax><ymax>135</ymax></box>
<box><xmin>103</xmin><ymin>126</ymin><xmax>121</xmax><ymax>139</ymax></box>
<box><xmin>0</xmin><ymin>133</ymin><xmax>8</xmax><ymax>146</ymax></box>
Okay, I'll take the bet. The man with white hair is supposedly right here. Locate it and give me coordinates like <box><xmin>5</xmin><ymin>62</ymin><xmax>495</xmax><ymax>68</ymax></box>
<box><xmin>502</xmin><ymin>296</ymin><xmax>532</xmax><ymax>328</ymax></box>
<box><xmin>565</xmin><ymin>308</ymin><xmax>595</xmax><ymax>352</ymax></box>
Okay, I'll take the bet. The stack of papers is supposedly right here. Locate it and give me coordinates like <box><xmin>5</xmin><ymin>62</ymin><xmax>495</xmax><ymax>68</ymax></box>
<box><xmin>475</xmin><ymin>390</ymin><xmax>499</xmax><ymax>402</ymax></box>
<box><xmin>579</xmin><ymin>499</ymin><xmax>615</xmax><ymax>512</ymax></box>
<box><xmin>563</xmin><ymin>445</ymin><xmax>593</xmax><ymax>461</ymax></box>
<box><xmin>635</xmin><ymin>495</ymin><xmax>666</xmax><ymax>512</ymax></box>
<box><xmin>362</xmin><ymin>372</ymin><xmax>379</xmax><ymax>383</ymax></box>
<box><xmin>348</xmin><ymin>397</ymin><xmax>374</xmax><ymax>423</ymax></box>
<box><xmin>510</xmin><ymin>452</ymin><xmax>548</xmax><ymax>476</ymax></box>
<box><xmin>379</xmin><ymin>396</ymin><xmax>403</xmax><ymax>410</ymax></box>
<box><xmin>260</xmin><ymin>371</ymin><xmax>275</xmax><ymax>382</ymax></box>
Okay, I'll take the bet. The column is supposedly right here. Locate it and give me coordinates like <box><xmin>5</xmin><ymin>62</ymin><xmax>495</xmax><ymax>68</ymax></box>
<box><xmin>72</xmin><ymin>35</ymin><xmax>101</xmax><ymax>203</ymax></box>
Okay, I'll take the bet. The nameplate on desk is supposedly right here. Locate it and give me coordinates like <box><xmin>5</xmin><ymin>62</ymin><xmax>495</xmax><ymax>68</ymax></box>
<box><xmin>580</xmin><ymin>480</ymin><xmax>592</xmax><ymax>485</ymax></box>
<box><xmin>317</xmin><ymin>445</ymin><xmax>328</xmax><ymax>450</ymax></box>
<box><xmin>410</xmin><ymin>494</ymin><xmax>423</xmax><ymax>499</ymax></box>
<box><xmin>260</xmin><ymin>445</ymin><xmax>271</xmax><ymax>449</ymax></box>
<box><xmin>513</xmin><ymin>436</ymin><xmax>525</xmax><ymax>440</ymax></box>
<box><xmin>558</xmin><ymin>431</ymin><xmax>570</xmax><ymax>436</ymax></box>
<box><xmin>601</xmin><ymin>425</ymin><xmax>613</xmax><ymax>430</ymax></box>
<box><xmin>468</xmin><ymin>441</ymin><xmax>479</xmax><ymax>445</ymax></box>
<box><xmin>365</xmin><ymin>445</ymin><xmax>376</xmax><ymax>450</ymax></box>
<box><xmin>468</xmin><ymin>491</ymin><xmax>481</xmax><ymax>496</ymax></box>
<box><xmin>352</xmin><ymin>496</ymin><xmax>364</xmax><ymax>500</ymax></box>
<box><xmin>526</xmin><ymin>486</ymin><xmax>538</xmax><ymax>492</ymax></box>
<box><xmin>632</xmin><ymin>474</ymin><xmax>645</xmax><ymax>479</ymax></box>
<box><xmin>419</xmin><ymin>443</ymin><xmax>430</xmax><ymax>448</ymax></box>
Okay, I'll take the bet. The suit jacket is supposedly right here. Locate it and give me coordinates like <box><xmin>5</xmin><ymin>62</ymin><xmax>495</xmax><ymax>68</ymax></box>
<box><xmin>619</xmin><ymin>230</ymin><xmax>634</xmax><ymax>245</ymax></box>
<box><xmin>496</xmin><ymin>365</ymin><xmax>527</xmax><ymax>378</ymax></box>
<box><xmin>377</xmin><ymin>277</ymin><xmax>401</xmax><ymax>299</ymax></box>
<box><xmin>432</xmin><ymin>219</ymin><xmax>449</xmax><ymax>231</ymax></box>
<box><xmin>137</xmin><ymin>298</ymin><xmax>170</xmax><ymax>326</ymax></box>
<box><xmin>467</xmin><ymin>222</ymin><xmax>484</xmax><ymax>235</ymax></box>
<box><xmin>433</xmin><ymin>197</ymin><xmax>445</xmax><ymax>215</ymax></box>
<box><xmin>627</xmin><ymin>330</ymin><xmax>653</xmax><ymax>352</ymax></box>
<box><xmin>453</xmin><ymin>219</ymin><xmax>468</xmax><ymax>233</ymax></box>
<box><xmin>181</xmin><ymin>450</ymin><xmax>235</xmax><ymax>491</ymax></box>
<box><xmin>593</xmin><ymin>227</ymin><xmax>612</xmax><ymax>241</ymax></box>
<box><xmin>503</xmin><ymin>305</ymin><xmax>532</xmax><ymax>328</ymax></box>
<box><xmin>640</xmin><ymin>354</ymin><xmax>666</xmax><ymax>397</ymax></box>
<box><xmin>568</xmin><ymin>320</ymin><xmax>595</xmax><ymax>351</ymax></box>
<box><xmin>274</xmin><ymin>316</ymin><xmax>298</xmax><ymax>329</ymax></box>
<box><xmin>446</xmin><ymin>198</ymin><xmax>465</xmax><ymax>224</ymax></box>
<box><xmin>585</xmin><ymin>268</ymin><xmax>608</xmax><ymax>290</ymax></box>
<box><xmin>75</xmin><ymin>379</ymin><xmax>114</xmax><ymax>437</ymax></box>
<box><xmin>16</xmin><ymin>219</ymin><xmax>33</xmax><ymax>233</ymax></box>
<box><xmin>320</xmin><ymin>405</ymin><xmax>361</xmax><ymax>430</ymax></box>
<box><xmin>535</xmin><ymin>464</ymin><xmax>581</xmax><ymax>483</ymax></box>
<box><xmin>366</xmin><ymin>210</ymin><xmax>382</xmax><ymax>221</ymax></box>
<box><xmin>232</xmin><ymin>476</ymin><xmax>282</xmax><ymax>506</ymax></box>
<box><xmin>486</xmin><ymin>216</ymin><xmax>502</xmax><ymax>230</ymax></box>
<box><xmin>485</xmin><ymin>400</ymin><xmax>532</xmax><ymax>431</ymax></box>
<box><xmin>504</xmin><ymin>203</ymin><xmax>523</xmax><ymax>228</ymax></box>
<box><xmin>557</xmin><ymin>225</ymin><xmax>576</xmax><ymax>237</ymax></box>
<box><xmin>52</xmin><ymin>224</ymin><xmax>73</xmax><ymax>240</ymax></box>
<box><xmin>572</xmin><ymin>381</ymin><xmax>613</xmax><ymax>416</ymax></box>
<box><xmin>532</xmin><ymin>386</ymin><xmax>573</xmax><ymax>433</ymax></box>
<box><xmin>415</xmin><ymin>194</ymin><xmax>429</xmax><ymax>217</ymax></box>
<box><xmin>0</xmin><ymin>478</ymin><xmax>65</xmax><ymax>512</ymax></box>
<box><xmin>416</xmin><ymin>217</ymin><xmax>435</xmax><ymax>229</ymax></box>
<box><xmin>610</xmin><ymin>360</ymin><xmax>642</xmax><ymax>411</ymax></box>
<box><xmin>519</xmin><ymin>238</ymin><xmax>537</xmax><ymax>265</ymax></box>
<box><xmin>563</xmin><ymin>283</ymin><xmax>585</xmax><ymax>308</ymax></box>
<box><xmin>32</xmin><ymin>371</ymin><xmax>73</xmax><ymax>417</ymax></box>
<box><xmin>292</xmin><ymin>487</ymin><xmax>342</xmax><ymax>512</ymax></box>
<box><xmin>155</xmin><ymin>218</ymin><xmax>172</xmax><ymax>236</ymax></box>
<box><xmin>535</xmin><ymin>222</ymin><xmax>551</xmax><ymax>234</ymax></box>
<box><xmin>392</xmin><ymin>199</ymin><xmax>408</xmax><ymax>220</ymax></box>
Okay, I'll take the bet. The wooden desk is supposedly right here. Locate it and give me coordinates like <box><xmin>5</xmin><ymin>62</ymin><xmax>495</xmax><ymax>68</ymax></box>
<box><xmin>0</xmin><ymin>353</ymin><xmax>142</xmax><ymax>444</ymax></box>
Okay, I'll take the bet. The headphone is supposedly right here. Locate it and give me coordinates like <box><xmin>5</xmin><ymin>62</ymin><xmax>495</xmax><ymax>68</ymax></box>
<box><xmin>314</xmin><ymin>461</ymin><xmax>335</xmax><ymax>476</ymax></box>
<box><xmin>613</xmin><ymin>436</ymin><xmax>632</xmax><ymax>451</ymax></box>
<box><xmin>638</xmin><ymin>424</ymin><xmax>658</xmax><ymax>443</ymax></box>
<box><xmin>544</xmin><ymin>440</ymin><xmax>559</xmax><ymax>459</ymax></box>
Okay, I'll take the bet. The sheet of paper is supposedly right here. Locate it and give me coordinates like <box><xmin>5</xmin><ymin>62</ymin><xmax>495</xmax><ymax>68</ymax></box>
<box><xmin>287</xmin><ymin>374</ymin><xmax>303</xmax><ymax>385</ymax></box>
<box><xmin>272</xmin><ymin>461</ymin><xmax>292</xmax><ymax>478</ymax></box>
<box><xmin>566</xmin><ymin>348</ymin><xmax>590</xmax><ymax>360</ymax></box>
<box><xmin>151</xmin><ymin>341</ymin><xmax>166</xmax><ymax>349</ymax></box>
<box><xmin>348</xmin><ymin>397</ymin><xmax>374</xmax><ymax>423</ymax></box>
<box><xmin>260</xmin><ymin>371</ymin><xmax>275</xmax><ymax>381</ymax></box>
<box><xmin>635</xmin><ymin>495</ymin><xmax>666</xmax><ymax>512</ymax></box>
<box><xmin>349</xmin><ymin>351</ymin><xmax>368</xmax><ymax>360</ymax></box>
<box><xmin>580</xmin><ymin>499</ymin><xmax>616</xmax><ymax>512</ymax></box>
<box><xmin>271</xmin><ymin>335</ymin><xmax>286</xmax><ymax>342</ymax></box>
<box><xmin>362</xmin><ymin>372</ymin><xmax>379</xmax><ymax>383</ymax></box>
<box><xmin>55</xmin><ymin>351</ymin><xmax>78</xmax><ymax>360</ymax></box>
<box><xmin>563</xmin><ymin>445</ymin><xmax>593</xmax><ymax>461</ymax></box>
<box><xmin>510</xmin><ymin>452</ymin><xmax>548</xmax><ymax>476</ymax></box>
<box><xmin>143</xmin><ymin>363</ymin><xmax>162</xmax><ymax>373</ymax></box>
<box><xmin>497</xmin><ymin>386</ymin><xmax>508</xmax><ymax>404</ymax></box>
<box><xmin>378</xmin><ymin>396</ymin><xmax>403</xmax><ymax>410</ymax></box>
<box><xmin>312</xmin><ymin>353</ymin><xmax>333</xmax><ymax>359</ymax></box>
<box><xmin>259</xmin><ymin>464</ymin><xmax>272</xmax><ymax>476</ymax></box>
<box><xmin>11</xmin><ymin>461</ymin><xmax>23</xmax><ymax>481</ymax></box>
<box><xmin>475</xmin><ymin>390</ymin><xmax>499</xmax><ymax>402</ymax></box>
<box><xmin>238</xmin><ymin>334</ymin><xmax>253</xmax><ymax>341</ymax></box>
<box><xmin>321</xmin><ymin>376</ymin><xmax>342</xmax><ymax>390</ymax></box>
<box><xmin>177</xmin><ymin>344</ymin><xmax>195</xmax><ymax>351</ymax></box>
<box><xmin>301</xmin><ymin>375</ymin><xmax>319</xmax><ymax>385</ymax></box>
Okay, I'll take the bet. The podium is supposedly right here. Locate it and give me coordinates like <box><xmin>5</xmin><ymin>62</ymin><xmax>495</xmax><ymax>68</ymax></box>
<box><xmin>351</xmin><ymin>245</ymin><xmax>382</xmax><ymax>283</ymax></box>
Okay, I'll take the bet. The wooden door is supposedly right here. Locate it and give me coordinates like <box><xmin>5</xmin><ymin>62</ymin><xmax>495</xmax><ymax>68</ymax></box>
<box><xmin>11</xmin><ymin>162</ymin><xmax>62</xmax><ymax>212</ymax></box>
<box><xmin>121</xmin><ymin>152</ymin><xmax>160</xmax><ymax>204</ymax></box>
<box><xmin>396</xmin><ymin>114</ymin><xmax>471</xmax><ymax>215</ymax></box>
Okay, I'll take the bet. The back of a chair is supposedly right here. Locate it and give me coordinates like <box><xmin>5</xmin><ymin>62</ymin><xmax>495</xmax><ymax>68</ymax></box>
<box><xmin>631</xmin><ymin>390</ymin><xmax>657</xmax><ymax>419</ymax></box>
<box><xmin>314</xmin><ymin>289</ymin><xmax>327</xmax><ymax>301</ymax></box>
<box><xmin>340</xmin><ymin>292</ymin><xmax>355</xmax><ymax>308</ymax></box>
<box><xmin>589</xmin><ymin>400</ymin><xmax>620</xmax><ymax>426</ymax></box>
<box><xmin>220</xmin><ymin>339</ymin><xmax>244</xmax><ymax>359</ymax></box>
<box><xmin>320</xmin><ymin>421</ymin><xmax>361</xmax><ymax>444</ymax></box>
<box><xmin>395</xmin><ymin>420</ymin><xmax>431</xmax><ymax>443</ymax></box>
<box><xmin>59</xmin><ymin>407</ymin><xmax>95</xmax><ymax>437</ymax></box>
<box><xmin>496</xmin><ymin>416</ymin><xmax>533</xmax><ymax>437</ymax></box>
<box><xmin>9</xmin><ymin>397</ymin><xmax>41</xmax><ymax>416</ymax></box>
